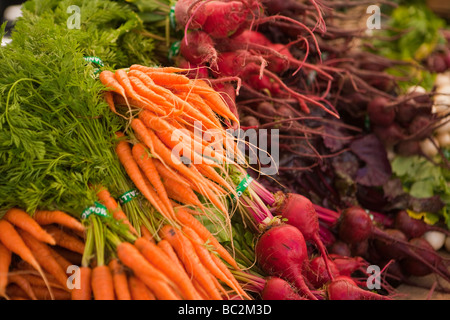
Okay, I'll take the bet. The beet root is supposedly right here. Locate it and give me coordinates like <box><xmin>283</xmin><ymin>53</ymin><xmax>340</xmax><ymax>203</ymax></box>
<box><xmin>255</xmin><ymin>224</ymin><xmax>318</xmax><ymax>300</ymax></box>
<box><xmin>261</xmin><ymin>276</ymin><xmax>307</xmax><ymax>300</ymax></box>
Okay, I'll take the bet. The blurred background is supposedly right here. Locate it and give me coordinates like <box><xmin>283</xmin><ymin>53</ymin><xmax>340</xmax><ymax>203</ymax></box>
<box><xmin>1</xmin><ymin>0</ymin><xmax>24</xmax><ymax>45</ymax></box>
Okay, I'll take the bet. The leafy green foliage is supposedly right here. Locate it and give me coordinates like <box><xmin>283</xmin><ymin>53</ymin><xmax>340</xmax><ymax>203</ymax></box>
<box><xmin>391</xmin><ymin>155</ymin><xmax>450</xmax><ymax>227</ymax></box>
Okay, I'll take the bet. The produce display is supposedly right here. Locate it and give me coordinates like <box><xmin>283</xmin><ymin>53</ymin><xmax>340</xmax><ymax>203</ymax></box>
<box><xmin>1</xmin><ymin>0</ymin><xmax>450</xmax><ymax>302</ymax></box>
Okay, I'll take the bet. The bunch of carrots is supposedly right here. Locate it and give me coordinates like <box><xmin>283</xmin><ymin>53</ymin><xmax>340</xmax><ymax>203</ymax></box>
<box><xmin>0</xmin><ymin>208</ymin><xmax>85</xmax><ymax>300</ymax></box>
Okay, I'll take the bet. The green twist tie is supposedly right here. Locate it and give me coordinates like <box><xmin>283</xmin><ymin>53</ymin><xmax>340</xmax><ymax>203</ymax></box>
<box><xmin>168</xmin><ymin>40</ymin><xmax>181</xmax><ymax>60</ymax></box>
<box><xmin>232</xmin><ymin>174</ymin><xmax>254</xmax><ymax>201</ymax></box>
<box><xmin>118</xmin><ymin>189</ymin><xmax>140</xmax><ymax>205</ymax></box>
<box><xmin>169</xmin><ymin>3</ymin><xmax>177</xmax><ymax>30</ymax></box>
<box><xmin>82</xmin><ymin>201</ymin><xmax>109</xmax><ymax>219</ymax></box>
<box><xmin>83</xmin><ymin>56</ymin><xmax>104</xmax><ymax>75</ymax></box>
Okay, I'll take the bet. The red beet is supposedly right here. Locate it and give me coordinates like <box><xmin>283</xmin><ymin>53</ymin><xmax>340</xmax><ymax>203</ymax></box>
<box><xmin>330</xmin><ymin>254</ymin><xmax>369</xmax><ymax>277</ymax></box>
<box><xmin>394</xmin><ymin>210</ymin><xmax>450</xmax><ymax>239</ymax></box>
<box><xmin>327</xmin><ymin>276</ymin><xmax>391</xmax><ymax>300</ymax></box>
<box><xmin>328</xmin><ymin>241</ymin><xmax>352</xmax><ymax>257</ymax></box>
<box><xmin>304</xmin><ymin>256</ymin><xmax>340</xmax><ymax>289</ymax></box>
<box><xmin>372</xmin><ymin>123</ymin><xmax>406</xmax><ymax>147</ymax></box>
<box><xmin>337</xmin><ymin>207</ymin><xmax>373</xmax><ymax>244</ymax></box>
<box><xmin>179</xmin><ymin>30</ymin><xmax>218</xmax><ymax>67</ymax></box>
<box><xmin>275</xmin><ymin>193</ymin><xmax>336</xmax><ymax>282</ymax></box>
<box><xmin>373</xmin><ymin>228</ymin><xmax>409</xmax><ymax>260</ymax></box>
<box><xmin>367</xmin><ymin>96</ymin><xmax>396</xmax><ymax>127</ymax></box>
<box><xmin>255</xmin><ymin>224</ymin><xmax>318</xmax><ymax>300</ymax></box>
<box><xmin>261</xmin><ymin>276</ymin><xmax>307</xmax><ymax>300</ymax></box>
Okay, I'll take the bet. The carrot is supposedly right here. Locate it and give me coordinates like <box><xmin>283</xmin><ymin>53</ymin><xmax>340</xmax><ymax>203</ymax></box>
<box><xmin>109</xmin><ymin>258</ymin><xmax>131</xmax><ymax>300</ymax></box>
<box><xmin>17</xmin><ymin>229</ymin><xmax>69</xmax><ymax>291</ymax></box>
<box><xmin>33</xmin><ymin>210</ymin><xmax>85</xmax><ymax>234</ymax></box>
<box><xmin>113</xmin><ymin>94</ymin><xmax>167</xmax><ymax>116</ymax></box>
<box><xmin>183</xmin><ymin>227</ymin><xmax>251</xmax><ymax>300</ymax></box>
<box><xmin>4</xmin><ymin>208</ymin><xmax>56</xmax><ymax>245</ymax></box>
<box><xmin>91</xmin><ymin>265</ymin><xmax>115</xmax><ymax>300</ymax></box>
<box><xmin>99</xmin><ymin>70</ymin><xmax>128</xmax><ymax>104</ymax></box>
<box><xmin>0</xmin><ymin>220</ymin><xmax>54</xmax><ymax>299</ymax></box>
<box><xmin>163</xmin><ymin>176</ymin><xmax>203</xmax><ymax>208</ymax></box>
<box><xmin>130</xmin><ymin>118</ymin><xmax>157</xmax><ymax>157</ymax></box>
<box><xmin>104</xmin><ymin>90</ymin><xmax>118</xmax><ymax>114</ymax></box>
<box><xmin>182</xmin><ymin>226</ymin><xmax>251</xmax><ymax>299</ymax></box>
<box><xmin>192</xmin><ymin>278</ymin><xmax>212</xmax><ymax>300</ymax></box>
<box><xmin>115</xmin><ymin>132</ymin><xmax>174</xmax><ymax>222</ymax></box>
<box><xmin>140</xmin><ymin>224</ymin><xmax>155</xmax><ymax>243</ymax></box>
<box><xmin>153</xmin><ymin>158</ymin><xmax>191</xmax><ymax>188</ymax></box>
<box><xmin>147</xmin><ymin>71</ymin><xmax>191</xmax><ymax>86</ymax></box>
<box><xmin>130</xmin><ymin>64</ymin><xmax>189</xmax><ymax>74</ymax></box>
<box><xmin>128</xmin><ymin>275</ymin><xmax>156</xmax><ymax>300</ymax></box>
<box><xmin>48</xmin><ymin>245</ymin><xmax>73</xmax><ymax>272</ymax></box>
<box><xmin>8</xmin><ymin>274</ymin><xmax>38</xmax><ymax>300</ymax></box>
<box><xmin>128</xmin><ymin>75</ymin><xmax>173</xmax><ymax>108</ymax></box>
<box><xmin>7</xmin><ymin>284</ymin><xmax>71</xmax><ymax>300</ymax></box>
<box><xmin>174</xmin><ymin>207</ymin><xmax>240</xmax><ymax>270</ymax></box>
<box><xmin>17</xmin><ymin>273</ymin><xmax>65</xmax><ymax>291</ymax></box>
<box><xmin>147</xmin><ymin>128</ymin><xmax>227</xmax><ymax>214</ymax></box>
<box><xmin>194</xmin><ymin>163</ymin><xmax>234</xmax><ymax>192</ymax></box>
<box><xmin>159</xmin><ymin>225</ymin><xmax>223</xmax><ymax>300</ymax></box>
<box><xmin>0</xmin><ymin>242</ymin><xmax>11</xmax><ymax>299</ymax></box>
<box><xmin>116</xmin><ymin>241</ymin><xmax>181</xmax><ymax>300</ymax></box>
<box><xmin>138</xmin><ymin>110</ymin><xmax>217</xmax><ymax>166</ymax></box>
<box><xmin>43</xmin><ymin>225</ymin><xmax>85</xmax><ymax>255</ymax></box>
<box><xmin>180</xmin><ymin>91</ymin><xmax>223</xmax><ymax>129</ymax></box>
<box><xmin>132</xmin><ymin>142</ymin><xmax>175</xmax><ymax>219</ymax></box>
<box><xmin>135</xmin><ymin>237</ymin><xmax>203</xmax><ymax>300</ymax></box>
<box><xmin>115</xmin><ymin>69</ymin><xmax>167</xmax><ymax>116</ymax></box>
<box><xmin>71</xmin><ymin>266</ymin><xmax>92</xmax><ymax>300</ymax></box>
<box><xmin>96</xmin><ymin>187</ymin><xmax>137</xmax><ymax>235</ymax></box>
<box><xmin>157</xmin><ymin>239</ymin><xmax>186</xmax><ymax>273</ymax></box>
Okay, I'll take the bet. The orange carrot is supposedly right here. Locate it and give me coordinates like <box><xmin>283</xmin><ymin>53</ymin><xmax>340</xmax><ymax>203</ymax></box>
<box><xmin>182</xmin><ymin>226</ymin><xmax>250</xmax><ymax>299</ymax></box>
<box><xmin>135</xmin><ymin>237</ymin><xmax>203</xmax><ymax>300</ymax></box>
<box><xmin>115</xmin><ymin>132</ymin><xmax>173</xmax><ymax>222</ymax></box>
<box><xmin>109</xmin><ymin>258</ymin><xmax>131</xmax><ymax>300</ymax></box>
<box><xmin>71</xmin><ymin>266</ymin><xmax>92</xmax><ymax>300</ymax></box>
<box><xmin>113</xmin><ymin>94</ymin><xmax>167</xmax><ymax>116</ymax></box>
<box><xmin>194</xmin><ymin>163</ymin><xmax>234</xmax><ymax>192</ymax></box>
<box><xmin>91</xmin><ymin>265</ymin><xmax>115</xmax><ymax>300</ymax></box>
<box><xmin>43</xmin><ymin>225</ymin><xmax>85</xmax><ymax>255</ymax></box>
<box><xmin>17</xmin><ymin>273</ymin><xmax>65</xmax><ymax>291</ymax></box>
<box><xmin>116</xmin><ymin>241</ymin><xmax>181</xmax><ymax>300</ymax></box>
<box><xmin>99</xmin><ymin>70</ymin><xmax>128</xmax><ymax>103</ymax></box>
<box><xmin>174</xmin><ymin>207</ymin><xmax>240</xmax><ymax>270</ymax></box>
<box><xmin>148</xmin><ymin>71</ymin><xmax>191</xmax><ymax>86</ymax></box>
<box><xmin>140</xmin><ymin>224</ymin><xmax>155</xmax><ymax>243</ymax></box>
<box><xmin>0</xmin><ymin>220</ymin><xmax>53</xmax><ymax>299</ymax></box>
<box><xmin>104</xmin><ymin>90</ymin><xmax>118</xmax><ymax>114</ymax></box>
<box><xmin>159</xmin><ymin>225</ymin><xmax>223</xmax><ymax>300</ymax></box>
<box><xmin>192</xmin><ymin>278</ymin><xmax>212</xmax><ymax>300</ymax></box>
<box><xmin>132</xmin><ymin>142</ymin><xmax>175</xmax><ymax>219</ymax></box>
<box><xmin>33</xmin><ymin>210</ymin><xmax>85</xmax><ymax>234</ymax></box>
<box><xmin>48</xmin><ymin>245</ymin><xmax>73</xmax><ymax>272</ymax></box>
<box><xmin>7</xmin><ymin>284</ymin><xmax>71</xmax><ymax>300</ymax></box>
<box><xmin>147</xmin><ymin>128</ymin><xmax>227</xmax><ymax>214</ymax></box>
<box><xmin>96</xmin><ymin>187</ymin><xmax>137</xmax><ymax>235</ymax></box>
<box><xmin>157</xmin><ymin>239</ymin><xmax>186</xmax><ymax>273</ymax></box>
<box><xmin>128</xmin><ymin>75</ymin><xmax>173</xmax><ymax>108</ymax></box>
<box><xmin>17</xmin><ymin>229</ymin><xmax>69</xmax><ymax>291</ymax></box>
<box><xmin>0</xmin><ymin>242</ymin><xmax>11</xmax><ymax>298</ymax></box>
<box><xmin>130</xmin><ymin>64</ymin><xmax>189</xmax><ymax>74</ymax></box>
<box><xmin>4</xmin><ymin>208</ymin><xmax>56</xmax><ymax>245</ymax></box>
<box><xmin>128</xmin><ymin>275</ymin><xmax>156</xmax><ymax>300</ymax></box>
<box><xmin>163</xmin><ymin>176</ymin><xmax>203</xmax><ymax>208</ymax></box>
<box><xmin>8</xmin><ymin>274</ymin><xmax>38</xmax><ymax>300</ymax></box>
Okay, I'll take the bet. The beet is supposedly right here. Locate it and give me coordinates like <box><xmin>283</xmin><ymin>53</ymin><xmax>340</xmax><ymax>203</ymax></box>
<box><xmin>400</xmin><ymin>237</ymin><xmax>440</xmax><ymax>277</ymax></box>
<box><xmin>275</xmin><ymin>193</ymin><xmax>336</xmax><ymax>282</ymax></box>
<box><xmin>328</xmin><ymin>241</ymin><xmax>352</xmax><ymax>257</ymax></box>
<box><xmin>261</xmin><ymin>276</ymin><xmax>307</xmax><ymax>300</ymax></box>
<box><xmin>327</xmin><ymin>276</ymin><xmax>391</xmax><ymax>300</ymax></box>
<box><xmin>373</xmin><ymin>228</ymin><xmax>409</xmax><ymax>260</ymax></box>
<box><xmin>394</xmin><ymin>140</ymin><xmax>421</xmax><ymax>156</ymax></box>
<box><xmin>394</xmin><ymin>210</ymin><xmax>450</xmax><ymax>239</ymax></box>
<box><xmin>337</xmin><ymin>207</ymin><xmax>373</xmax><ymax>244</ymax></box>
<box><xmin>330</xmin><ymin>255</ymin><xmax>369</xmax><ymax>277</ymax></box>
<box><xmin>408</xmin><ymin>115</ymin><xmax>433</xmax><ymax>140</ymax></box>
<box><xmin>255</xmin><ymin>224</ymin><xmax>318</xmax><ymax>300</ymax></box>
<box><xmin>179</xmin><ymin>30</ymin><xmax>218</xmax><ymax>67</ymax></box>
<box><xmin>372</xmin><ymin>123</ymin><xmax>406</xmax><ymax>147</ymax></box>
<box><xmin>304</xmin><ymin>256</ymin><xmax>340</xmax><ymax>289</ymax></box>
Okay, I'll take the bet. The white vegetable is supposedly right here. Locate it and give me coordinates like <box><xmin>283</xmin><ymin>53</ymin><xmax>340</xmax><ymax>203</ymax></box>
<box><xmin>433</xmin><ymin>93</ymin><xmax>450</xmax><ymax>107</ymax></box>
<box><xmin>445</xmin><ymin>236</ymin><xmax>450</xmax><ymax>253</ymax></box>
<box><xmin>435</xmin><ymin>116</ymin><xmax>450</xmax><ymax>134</ymax></box>
<box><xmin>435</xmin><ymin>73</ymin><xmax>450</xmax><ymax>87</ymax></box>
<box><xmin>436</xmin><ymin>132</ymin><xmax>450</xmax><ymax>148</ymax></box>
<box><xmin>423</xmin><ymin>231</ymin><xmax>446</xmax><ymax>251</ymax></box>
<box><xmin>419</xmin><ymin>138</ymin><xmax>439</xmax><ymax>158</ymax></box>
<box><xmin>407</xmin><ymin>85</ymin><xmax>426</xmax><ymax>95</ymax></box>
<box><xmin>436</xmin><ymin>84</ymin><xmax>450</xmax><ymax>95</ymax></box>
